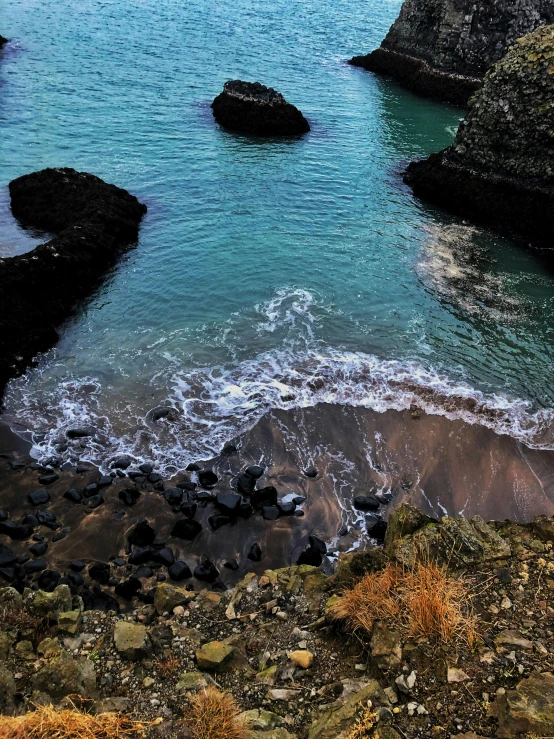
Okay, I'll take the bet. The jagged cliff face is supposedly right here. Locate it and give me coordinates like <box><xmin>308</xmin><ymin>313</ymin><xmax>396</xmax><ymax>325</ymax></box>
<box><xmin>383</xmin><ymin>0</ymin><xmax>554</xmax><ymax>78</ymax></box>
<box><xmin>450</xmin><ymin>24</ymin><xmax>554</xmax><ymax>183</ymax></box>
<box><xmin>404</xmin><ymin>25</ymin><xmax>554</xmax><ymax>250</ymax></box>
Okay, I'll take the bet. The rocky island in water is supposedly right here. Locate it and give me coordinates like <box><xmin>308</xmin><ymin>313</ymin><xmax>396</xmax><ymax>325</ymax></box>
<box><xmin>2</xmin><ymin>0</ymin><xmax>554</xmax><ymax>738</ymax></box>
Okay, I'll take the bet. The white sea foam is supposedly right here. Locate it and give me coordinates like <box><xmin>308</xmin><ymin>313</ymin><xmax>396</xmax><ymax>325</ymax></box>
<box><xmin>4</xmin><ymin>286</ymin><xmax>554</xmax><ymax>474</ymax></box>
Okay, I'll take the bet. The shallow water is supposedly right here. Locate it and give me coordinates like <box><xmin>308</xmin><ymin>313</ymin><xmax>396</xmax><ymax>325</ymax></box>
<box><xmin>2</xmin><ymin>0</ymin><xmax>554</xmax><ymax>484</ymax></box>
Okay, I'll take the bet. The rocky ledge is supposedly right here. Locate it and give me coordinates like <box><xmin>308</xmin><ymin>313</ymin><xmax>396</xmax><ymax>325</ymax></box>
<box><xmin>404</xmin><ymin>25</ymin><xmax>554</xmax><ymax>252</ymax></box>
<box><xmin>2</xmin><ymin>504</ymin><xmax>554</xmax><ymax>737</ymax></box>
<box><xmin>0</xmin><ymin>168</ymin><xmax>146</xmax><ymax>396</ymax></box>
<box><xmin>0</xmin><ymin>35</ymin><xmax>8</xmax><ymax>48</ymax></box>
<box><xmin>211</xmin><ymin>80</ymin><xmax>310</xmax><ymax>136</ymax></box>
<box><xmin>349</xmin><ymin>0</ymin><xmax>554</xmax><ymax>106</ymax></box>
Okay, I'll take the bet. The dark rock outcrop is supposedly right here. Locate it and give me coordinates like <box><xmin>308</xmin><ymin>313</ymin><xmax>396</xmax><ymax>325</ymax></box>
<box><xmin>0</xmin><ymin>36</ymin><xmax>8</xmax><ymax>48</ymax></box>
<box><xmin>0</xmin><ymin>168</ymin><xmax>146</xmax><ymax>397</ymax></box>
<box><xmin>350</xmin><ymin>0</ymin><xmax>554</xmax><ymax>105</ymax></box>
<box><xmin>211</xmin><ymin>80</ymin><xmax>310</xmax><ymax>136</ymax></box>
<box><xmin>404</xmin><ymin>26</ymin><xmax>554</xmax><ymax>250</ymax></box>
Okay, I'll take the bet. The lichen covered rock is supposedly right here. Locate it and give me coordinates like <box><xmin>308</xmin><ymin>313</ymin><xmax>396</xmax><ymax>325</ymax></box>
<box><xmin>386</xmin><ymin>504</ymin><xmax>510</xmax><ymax>568</ymax></box>
<box><xmin>350</xmin><ymin>0</ymin><xmax>554</xmax><ymax>105</ymax></box>
<box><xmin>212</xmin><ymin>80</ymin><xmax>310</xmax><ymax>136</ymax></box>
<box><xmin>405</xmin><ymin>26</ymin><xmax>554</xmax><ymax>249</ymax></box>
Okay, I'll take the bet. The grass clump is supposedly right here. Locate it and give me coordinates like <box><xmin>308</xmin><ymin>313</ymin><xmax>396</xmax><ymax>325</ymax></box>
<box><xmin>329</xmin><ymin>559</ymin><xmax>477</xmax><ymax>646</ymax></box>
<box><xmin>188</xmin><ymin>687</ymin><xmax>247</xmax><ymax>739</ymax></box>
<box><xmin>344</xmin><ymin>706</ymin><xmax>377</xmax><ymax>739</ymax></box>
<box><xmin>0</xmin><ymin>704</ymin><xmax>149</xmax><ymax>739</ymax></box>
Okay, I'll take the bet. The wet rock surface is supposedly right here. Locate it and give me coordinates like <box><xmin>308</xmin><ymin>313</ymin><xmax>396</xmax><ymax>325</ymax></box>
<box><xmin>350</xmin><ymin>0</ymin><xmax>554</xmax><ymax>105</ymax></box>
<box><xmin>0</xmin><ymin>168</ymin><xmax>146</xmax><ymax>396</ymax></box>
<box><xmin>211</xmin><ymin>80</ymin><xmax>310</xmax><ymax>136</ymax></box>
<box><xmin>405</xmin><ymin>26</ymin><xmax>554</xmax><ymax>253</ymax></box>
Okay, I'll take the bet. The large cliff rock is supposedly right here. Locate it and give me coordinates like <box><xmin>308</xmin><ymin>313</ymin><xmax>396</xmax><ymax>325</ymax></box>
<box><xmin>404</xmin><ymin>25</ymin><xmax>554</xmax><ymax>251</ymax></box>
<box><xmin>212</xmin><ymin>80</ymin><xmax>310</xmax><ymax>136</ymax></box>
<box><xmin>350</xmin><ymin>0</ymin><xmax>554</xmax><ymax>105</ymax></box>
<box><xmin>0</xmin><ymin>168</ymin><xmax>146</xmax><ymax>397</ymax></box>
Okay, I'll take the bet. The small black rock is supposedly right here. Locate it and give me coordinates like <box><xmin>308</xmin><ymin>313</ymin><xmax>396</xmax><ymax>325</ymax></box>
<box><xmin>221</xmin><ymin>443</ymin><xmax>237</xmax><ymax>455</ymax></box>
<box><xmin>70</xmin><ymin>559</ymin><xmax>86</xmax><ymax>571</ymax></box>
<box><xmin>0</xmin><ymin>521</ymin><xmax>33</xmax><ymax>540</ymax></box>
<box><xmin>208</xmin><ymin>515</ymin><xmax>232</xmax><ymax>530</ymax></box>
<box><xmin>67</xmin><ymin>427</ymin><xmax>95</xmax><ymax>439</ymax></box>
<box><xmin>262</xmin><ymin>505</ymin><xmax>280</xmax><ymax>521</ymax></box>
<box><xmin>132</xmin><ymin>566</ymin><xmax>154</xmax><ymax>579</ymax></box>
<box><xmin>139</xmin><ymin>462</ymin><xmax>154</xmax><ymax>474</ymax></box>
<box><xmin>25</xmin><ymin>558</ymin><xmax>47</xmax><ymax>574</ymax></box>
<box><xmin>216</xmin><ymin>492</ymin><xmax>241</xmax><ymax>513</ymax></box>
<box><xmin>246</xmin><ymin>465</ymin><xmax>265</xmax><ymax>479</ymax></box>
<box><xmin>224</xmin><ymin>558</ymin><xmax>239</xmax><ymax>570</ymax></box>
<box><xmin>168</xmin><ymin>560</ymin><xmax>192</xmax><ymax>581</ymax></box>
<box><xmin>171</xmin><ymin>519</ymin><xmax>202</xmax><ymax>540</ymax></box>
<box><xmin>180</xmin><ymin>502</ymin><xmax>198</xmax><ymax>519</ymax></box>
<box><xmin>30</xmin><ymin>541</ymin><xmax>48</xmax><ymax>557</ymax></box>
<box><xmin>278</xmin><ymin>500</ymin><xmax>296</xmax><ymax>515</ymax></box>
<box><xmin>112</xmin><ymin>455</ymin><xmax>133</xmax><ymax>470</ymax></box>
<box><xmin>98</xmin><ymin>475</ymin><xmax>112</xmax><ymax>487</ymax></box>
<box><xmin>89</xmin><ymin>562</ymin><xmax>111</xmax><ymax>584</ymax></box>
<box><xmin>86</xmin><ymin>494</ymin><xmax>104</xmax><ymax>509</ymax></box>
<box><xmin>353</xmin><ymin>495</ymin><xmax>380</xmax><ymax>512</ymax></box>
<box><xmin>198</xmin><ymin>470</ymin><xmax>218</xmax><ymax>488</ymax></box>
<box><xmin>38</xmin><ymin>473</ymin><xmax>59</xmax><ymax>485</ymax></box>
<box><xmin>303</xmin><ymin>467</ymin><xmax>318</xmax><ymax>478</ymax></box>
<box><xmin>64</xmin><ymin>488</ymin><xmax>83</xmax><ymax>503</ymax></box>
<box><xmin>128</xmin><ymin>520</ymin><xmax>156</xmax><ymax>547</ymax></box>
<box><xmin>194</xmin><ymin>559</ymin><xmax>219</xmax><ymax>583</ymax></box>
<box><xmin>128</xmin><ymin>547</ymin><xmax>153</xmax><ymax>565</ymax></box>
<box><xmin>28</xmin><ymin>488</ymin><xmax>50</xmax><ymax>506</ymax></box>
<box><xmin>119</xmin><ymin>488</ymin><xmax>141</xmax><ymax>506</ymax></box>
<box><xmin>247</xmin><ymin>542</ymin><xmax>262</xmax><ymax>562</ymax></box>
<box><xmin>186</xmin><ymin>462</ymin><xmax>201</xmax><ymax>472</ymax></box>
<box><xmin>237</xmin><ymin>472</ymin><xmax>256</xmax><ymax>495</ymax></box>
<box><xmin>115</xmin><ymin>578</ymin><xmax>142</xmax><ymax>599</ymax></box>
<box><xmin>154</xmin><ymin>547</ymin><xmax>174</xmax><ymax>567</ymax></box>
<box><xmin>251</xmin><ymin>486</ymin><xmax>278</xmax><ymax>508</ymax></box>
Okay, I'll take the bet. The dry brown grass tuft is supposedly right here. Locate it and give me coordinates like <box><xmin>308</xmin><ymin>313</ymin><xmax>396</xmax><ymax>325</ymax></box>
<box><xmin>0</xmin><ymin>704</ymin><xmax>149</xmax><ymax>739</ymax></box>
<box><xmin>155</xmin><ymin>653</ymin><xmax>179</xmax><ymax>677</ymax></box>
<box><xmin>187</xmin><ymin>687</ymin><xmax>247</xmax><ymax>739</ymax></box>
<box><xmin>329</xmin><ymin>560</ymin><xmax>477</xmax><ymax>646</ymax></box>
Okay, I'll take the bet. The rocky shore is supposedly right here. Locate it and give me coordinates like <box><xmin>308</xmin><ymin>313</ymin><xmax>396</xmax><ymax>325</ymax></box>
<box><xmin>404</xmin><ymin>25</ymin><xmax>554</xmax><ymax>253</ymax></box>
<box><xmin>1</xmin><ymin>504</ymin><xmax>554</xmax><ymax>737</ymax></box>
<box><xmin>350</xmin><ymin>0</ymin><xmax>554</xmax><ymax>105</ymax></box>
<box><xmin>211</xmin><ymin>81</ymin><xmax>310</xmax><ymax>136</ymax></box>
<box><xmin>0</xmin><ymin>168</ymin><xmax>146</xmax><ymax>397</ymax></box>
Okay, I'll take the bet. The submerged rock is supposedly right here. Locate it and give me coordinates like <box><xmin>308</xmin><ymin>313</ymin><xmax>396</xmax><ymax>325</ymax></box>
<box><xmin>1</xmin><ymin>168</ymin><xmax>146</xmax><ymax>396</ymax></box>
<box><xmin>404</xmin><ymin>26</ymin><xmax>554</xmax><ymax>250</ymax></box>
<box><xmin>350</xmin><ymin>0</ymin><xmax>554</xmax><ymax>105</ymax></box>
<box><xmin>211</xmin><ymin>80</ymin><xmax>310</xmax><ymax>136</ymax></box>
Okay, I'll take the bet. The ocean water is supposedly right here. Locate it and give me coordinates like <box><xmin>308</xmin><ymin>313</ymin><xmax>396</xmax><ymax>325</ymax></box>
<box><xmin>2</xmin><ymin>0</ymin><xmax>554</xmax><ymax>474</ymax></box>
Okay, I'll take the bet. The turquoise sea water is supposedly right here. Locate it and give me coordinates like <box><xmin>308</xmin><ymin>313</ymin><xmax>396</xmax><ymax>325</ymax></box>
<box><xmin>2</xmin><ymin>0</ymin><xmax>554</xmax><ymax>472</ymax></box>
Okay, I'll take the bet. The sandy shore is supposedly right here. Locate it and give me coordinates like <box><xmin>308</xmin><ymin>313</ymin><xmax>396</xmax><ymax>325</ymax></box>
<box><xmin>1</xmin><ymin>402</ymin><xmax>554</xmax><ymax>601</ymax></box>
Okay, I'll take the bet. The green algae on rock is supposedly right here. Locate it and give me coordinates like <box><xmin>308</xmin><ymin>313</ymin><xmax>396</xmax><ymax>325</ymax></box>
<box><xmin>404</xmin><ymin>25</ymin><xmax>554</xmax><ymax>252</ymax></box>
<box><xmin>350</xmin><ymin>0</ymin><xmax>554</xmax><ymax>105</ymax></box>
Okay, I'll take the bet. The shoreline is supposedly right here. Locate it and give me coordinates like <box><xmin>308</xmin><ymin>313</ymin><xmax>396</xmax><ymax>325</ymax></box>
<box><xmin>1</xmin><ymin>401</ymin><xmax>554</xmax><ymax>608</ymax></box>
